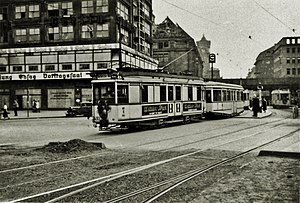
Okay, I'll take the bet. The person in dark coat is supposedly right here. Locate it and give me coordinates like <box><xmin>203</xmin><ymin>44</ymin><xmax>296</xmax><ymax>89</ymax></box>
<box><xmin>262</xmin><ymin>97</ymin><xmax>267</xmax><ymax>113</ymax></box>
<box><xmin>2</xmin><ymin>103</ymin><xmax>9</xmax><ymax>119</ymax></box>
<box><xmin>13</xmin><ymin>99</ymin><xmax>19</xmax><ymax>116</ymax></box>
<box><xmin>252</xmin><ymin>94</ymin><xmax>260</xmax><ymax>117</ymax></box>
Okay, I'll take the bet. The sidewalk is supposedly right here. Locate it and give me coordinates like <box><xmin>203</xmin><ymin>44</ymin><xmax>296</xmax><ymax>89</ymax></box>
<box><xmin>1</xmin><ymin>110</ymin><xmax>67</xmax><ymax>120</ymax></box>
<box><xmin>237</xmin><ymin>109</ymin><xmax>272</xmax><ymax>119</ymax></box>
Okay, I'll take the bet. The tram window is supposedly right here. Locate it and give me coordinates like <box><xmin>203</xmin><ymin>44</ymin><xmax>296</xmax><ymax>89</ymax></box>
<box><xmin>160</xmin><ymin>86</ymin><xmax>166</xmax><ymax>102</ymax></box>
<box><xmin>227</xmin><ymin>91</ymin><xmax>232</xmax><ymax>101</ymax></box>
<box><xmin>197</xmin><ymin>87</ymin><xmax>201</xmax><ymax>101</ymax></box>
<box><xmin>213</xmin><ymin>90</ymin><xmax>221</xmax><ymax>102</ymax></box>
<box><xmin>117</xmin><ymin>85</ymin><xmax>128</xmax><ymax>104</ymax></box>
<box><xmin>142</xmin><ymin>85</ymin><xmax>148</xmax><ymax>103</ymax></box>
<box><xmin>168</xmin><ymin>86</ymin><xmax>174</xmax><ymax>101</ymax></box>
<box><xmin>175</xmin><ymin>86</ymin><xmax>181</xmax><ymax>100</ymax></box>
<box><xmin>188</xmin><ymin>86</ymin><xmax>193</xmax><ymax>101</ymax></box>
<box><xmin>100</xmin><ymin>84</ymin><xmax>115</xmax><ymax>104</ymax></box>
<box><xmin>93</xmin><ymin>87</ymin><xmax>100</xmax><ymax>104</ymax></box>
<box><xmin>222</xmin><ymin>90</ymin><xmax>227</xmax><ymax>101</ymax></box>
<box><xmin>206</xmin><ymin>90</ymin><xmax>212</xmax><ymax>103</ymax></box>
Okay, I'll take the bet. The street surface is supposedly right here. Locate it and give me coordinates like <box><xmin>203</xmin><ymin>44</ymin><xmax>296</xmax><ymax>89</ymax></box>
<box><xmin>0</xmin><ymin>108</ymin><xmax>298</xmax><ymax>154</ymax></box>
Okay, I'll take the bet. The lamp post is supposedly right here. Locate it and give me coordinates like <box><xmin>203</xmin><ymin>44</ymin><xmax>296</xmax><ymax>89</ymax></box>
<box><xmin>257</xmin><ymin>82</ymin><xmax>263</xmax><ymax>106</ymax></box>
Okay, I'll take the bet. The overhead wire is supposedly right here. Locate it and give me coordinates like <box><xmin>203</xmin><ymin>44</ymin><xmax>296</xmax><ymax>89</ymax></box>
<box><xmin>251</xmin><ymin>0</ymin><xmax>296</xmax><ymax>34</ymax></box>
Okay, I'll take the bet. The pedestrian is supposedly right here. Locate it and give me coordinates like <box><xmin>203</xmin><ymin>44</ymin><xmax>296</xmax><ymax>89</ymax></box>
<box><xmin>262</xmin><ymin>97</ymin><xmax>267</xmax><ymax>113</ymax></box>
<box><xmin>36</xmin><ymin>100</ymin><xmax>40</xmax><ymax>113</ymax></box>
<box><xmin>252</xmin><ymin>94</ymin><xmax>260</xmax><ymax>117</ymax></box>
<box><xmin>32</xmin><ymin>100</ymin><xmax>37</xmax><ymax>112</ymax></box>
<box><xmin>13</xmin><ymin>99</ymin><xmax>19</xmax><ymax>116</ymax></box>
<box><xmin>2</xmin><ymin>102</ymin><xmax>9</xmax><ymax>119</ymax></box>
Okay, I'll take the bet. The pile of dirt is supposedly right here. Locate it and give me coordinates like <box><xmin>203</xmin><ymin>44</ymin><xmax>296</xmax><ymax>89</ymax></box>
<box><xmin>38</xmin><ymin>139</ymin><xmax>106</xmax><ymax>153</ymax></box>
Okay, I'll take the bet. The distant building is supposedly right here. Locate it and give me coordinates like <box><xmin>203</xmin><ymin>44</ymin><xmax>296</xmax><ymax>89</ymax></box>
<box><xmin>248</xmin><ymin>36</ymin><xmax>300</xmax><ymax>79</ymax></box>
<box><xmin>152</xmin><ymin>17</ymin><xmax>203</xmax><ymax>77</ymax></box>
<box><xmin>247</xmin><ymin>46</ymin><xmax>274</xmax><ymax>79</ymax></box>
<box><xmin>196</xmin><ymin>34</ymin><xmax>220</xmax><ymax>80</ymax></box>
<box><xmin>0</xmin><ymin>0</ymin><xmax>157</xmax><ymax>109</ymax></box>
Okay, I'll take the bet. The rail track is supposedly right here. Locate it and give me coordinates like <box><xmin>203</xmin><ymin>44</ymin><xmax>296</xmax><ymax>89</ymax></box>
<box><xmin>4</xmin><ymin>118</ymin><xmax>297</xmax><ymax>203</ymax></box>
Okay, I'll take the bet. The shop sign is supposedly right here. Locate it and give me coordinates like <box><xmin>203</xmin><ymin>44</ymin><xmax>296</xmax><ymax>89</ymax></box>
<box><xmin>0</xmin><ymin>72</ymin><xmax>92</xmax><ymax>81</ymax></box>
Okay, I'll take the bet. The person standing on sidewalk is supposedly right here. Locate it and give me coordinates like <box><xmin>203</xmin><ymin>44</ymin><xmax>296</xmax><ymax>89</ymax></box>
<box><xmin>2</xmin><ymin>103</ymin><xmax>9</xmax><ymax>119</ymax></box>
<box><xmin>36</xmin><ymin>100</ymin><xmax>40</xmax><ymax>113</ymax></box>
<box><xmin>252</xmin><ymin>94</ymin><xmax>260</xmax><ymax>117</ymax></box>
<box><xmin>13</xmin><ymin>99</ymin><xmax>19</xmax><ymax>116</ymax></box>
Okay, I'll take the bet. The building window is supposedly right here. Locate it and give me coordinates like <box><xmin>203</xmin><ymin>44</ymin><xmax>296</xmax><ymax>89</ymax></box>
<box><xmin>287</xmin><ymin>68</ymin><xmax>290</xmax><ymax>75</ymax></box>
<box><xmin>292</xmin><ymin>68</ymin><xmax>296</xmax><ymax>75</ymax></box>
<box><xmin>28</xmin><ymin>65</ymin><xmax>38</xmax><ymax>71</ymax></box>
<box><xmin>119</xmin><ymin>28</ymin><xmax>128</xmax><ymax>43</ymax></box>
<box><xmin>13</xmin><ymin>66</ymin><xmax>22</xmax><ymax>72</ymax></box>
<box><xmin>298</xmin><ymin>47</ymin><xmax>300</xmax><ymax>53</ymax></box>
<box><xmin>62</xmin><ymin>26</ymin><xmax>74</xmax><ymax>40</ymax></box>
<box><xmin>48</xmin><ymin>27</ymin><xmax>59</xmax><ymax>41</ymax></box>
<box><xmin>292</xmin><ymin>38</ymin><xmax>296</xmax><ymax>44</ymax></box>
<box><xmin>15</xmin><ymin>6</ymin><xmax>26</xmax><ymax>19</ymax></box>
<box><xmin>81</xmin><ymin>0</ymin><xmax>94</xmax><ymax>14</ymax></box>
<box><xmin>287</xmin><ymin>48</ymin><xmax>290</xmax><ymax>53</ymax></box>
<box><xmin>82</xmin><ymin>25</ymin><xmax>94</xmax><ymax>38</ymax></box>
<box><xmin>29</xmin><ymin>5</ymin><xmax>40</xmax><ymax>18</ymax></box>
<box><xmin>292</xmin><ymin>47</ymin><xmax>296</xmax><ymax>53</ymax></box>
<box><xmin>96</xmin><ymin>23</ymin><xmax>109</xmax><ymax>38</ymax></box>
<box><xmin>298</xmin><ymin>68</ymin><xmax>300</xmax><ymax>75</ymax></box>
<box><xmin>117</xmin><ymin>1</ymin><xmax>129</xmax><ymax>20</ymax></box>
<box><xmin>0</xmin><ymin>7</ymin><xmax>8</xmax><ymax>20</ymax></box>
<box><xmin>29</xmin><ymin>28</ymin><xmax>40</xmax><ymax>41</ymax></box>
<box><xmin>298</xmin><ymin>58</ymin><xmax>300</xmax><ymax>64</ymax></box>
<box><xmin>48</xmin><ymin>3</ymin><xmax>59</xmax><ymax>17</ymax></box>
<box><xmin>62</xmin><ymin>64</ymin><xmax>72</xmax><ymax>70</ymax></box>
<box><xmin>0</xmin><ymin>66</ymin><xmax>6</xmax><ymax>72</ymax></box>
<box><xmin>62</xmin><ymin>2</ymin><xmax>73</xmax><ymax>17</ymax></box>
<box><xmin>286</xmin><ymin>58</ymin><xmax>290</xmax><ymax>64</ymax></box>
<box><xmin>286</xmin><ymin>39</ymin><xmax>290</xmax><ymax>44</ymax></box>
<box><xmin>292</xmin><ymin>58</ymin><xmax>296</xmax><ymax>64</ymax></box>
<box><xmin>96</xmin><ymin>0</ymin><xmax>109</xmax><ymax>13</ymax></box>
<box><xmin>45</xmin><ymin>65</ymin><xmax>55</xmax><ymax>71</ymax></box>
<box><xmin>97</xmin><ymin>63</ymin><xmax>108</xmax><ymax>69</ymax></box>
<box><xmin>79</xmin><ymin>64</ymin><xmax>90</xmax><ymax>70</ymax></box>
<box><xmin>15</xmin><ymin>29</ymin><xmax>27</xmax><ymax>42</ymax></box>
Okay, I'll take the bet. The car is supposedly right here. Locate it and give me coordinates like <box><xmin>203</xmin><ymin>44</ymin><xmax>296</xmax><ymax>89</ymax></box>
<box><xmin>66</xmin><ymin>102</ymin><xmax>92</xmax><ymax>117</ymax></box>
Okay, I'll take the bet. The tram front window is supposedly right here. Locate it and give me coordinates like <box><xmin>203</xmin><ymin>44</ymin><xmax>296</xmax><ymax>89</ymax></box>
<box><xmin>93</xmin><ymin>83</ymin><xmax>115</xmax><ymax>104</ymax></box>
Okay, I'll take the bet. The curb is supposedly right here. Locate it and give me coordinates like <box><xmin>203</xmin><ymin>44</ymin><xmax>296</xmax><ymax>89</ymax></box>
<box><xmin>237</xmin><ymin>112</ymin><xmax>273</xmax><ymax>119</ymax></box>
<box><xmin>258</xmin><ymin>150</ymin><xmax>300</xmax><ymax>159</ymax></box>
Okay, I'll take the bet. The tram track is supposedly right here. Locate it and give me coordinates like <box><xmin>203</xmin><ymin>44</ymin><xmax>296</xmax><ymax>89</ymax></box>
<box><xmin>5</xmin><ymin>119</ymin><xmax>297</xmax><ymax>203</ymax></box>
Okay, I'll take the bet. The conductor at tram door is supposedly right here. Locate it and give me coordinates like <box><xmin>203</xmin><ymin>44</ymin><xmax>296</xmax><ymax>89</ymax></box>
<box><xmin>252</xmin><ymin>94</ymin><xmax>260</xmax><ymax>117</ymax></box>
<box><xmin>97</xmin><ymin>100</ymin><xmax>110</xmax><ymax>128</ymax></box>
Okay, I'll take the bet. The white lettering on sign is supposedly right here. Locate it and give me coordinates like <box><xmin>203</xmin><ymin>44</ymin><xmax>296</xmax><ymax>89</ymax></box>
<box><xmin>0</xmin><ymin>72</ymin><xmax>91</xmax><ymax>81</ymax></box>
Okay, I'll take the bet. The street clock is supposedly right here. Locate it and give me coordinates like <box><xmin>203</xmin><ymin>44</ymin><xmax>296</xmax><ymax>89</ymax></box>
<box><xmin>209</xmin><ymin>53</ymin><xmax>216</xmax><ymax>63</ymax></box>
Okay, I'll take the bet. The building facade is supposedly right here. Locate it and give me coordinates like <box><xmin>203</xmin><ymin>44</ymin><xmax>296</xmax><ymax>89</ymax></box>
<box><xmin>152</xmin><ymin>17</ymin><xmax>203</xmax><ymax>77</ymax></box>
<box><xmin>0</xmin><ymin>0</ymin><xmax>157</xmax><ymax>109</ymax></box>
<box><xmin>248</xmin><ymin>36</ymin><xmax>300</xmax><ymax>79</ymax></box>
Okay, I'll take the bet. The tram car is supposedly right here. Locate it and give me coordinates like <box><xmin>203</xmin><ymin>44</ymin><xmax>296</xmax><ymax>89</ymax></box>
<box><xmin>271</xmin><ymin>89</ymin><xmax>291</xmax><ymax>108</ymax></box>
<box><xmin>204</xmin><ymin>81</ymin><xmax>244</xmax><ymax>117</ymax></box>
<box><xmin>91</xmin><ymin>71</ymin><xmax>206</xmax><ymax>130</ymax></box>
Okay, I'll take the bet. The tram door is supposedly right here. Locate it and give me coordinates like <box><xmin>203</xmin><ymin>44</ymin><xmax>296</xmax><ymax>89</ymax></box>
<box><xmin>174</xmin><ymin>86</ymin><xmax>182</xmax><ymax>116</ymax></box>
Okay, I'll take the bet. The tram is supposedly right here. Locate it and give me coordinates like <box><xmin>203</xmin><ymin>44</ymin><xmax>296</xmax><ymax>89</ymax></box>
<box><xmin>205</xmin><ymin>81</ymin><xmax>244</xmax><ymax>117</ymax></box>
<box><xmin>91</xmin><ymin>71</ymin><xmax>206</xmax><ymax>130</ymax></box>
<box><xmin>271</xmin><ymin>89</ymin><xmax>291</xmax><ymax>108</ymax></box>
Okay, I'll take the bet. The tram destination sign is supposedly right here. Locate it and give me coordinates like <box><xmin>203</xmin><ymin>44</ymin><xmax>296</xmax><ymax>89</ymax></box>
<box><xmin>142</xmin><ymin>104</ymin><xmax>168</xmax><ymax>116</ymax></box>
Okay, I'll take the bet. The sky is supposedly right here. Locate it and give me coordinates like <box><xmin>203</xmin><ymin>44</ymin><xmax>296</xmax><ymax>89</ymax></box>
<box><xmin>152</xmin><ymin>0</ymin><xmax>300</xmax><ymax>78</ymax></box>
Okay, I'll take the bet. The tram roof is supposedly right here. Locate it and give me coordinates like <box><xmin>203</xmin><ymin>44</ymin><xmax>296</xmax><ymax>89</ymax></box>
<box><xmin>271</xmin><ymin>89</ymin><xmax>291</xmax><ymax>94</ymax></box>
<box><xmin>91</xmin><ymin>70</ymin><xmax>205</xmax><ymax>85</ymax></box>
<box><xmin>205</xmin><ymin>81</ymin><xmax>244</xmax><ymax>90</ymax></box>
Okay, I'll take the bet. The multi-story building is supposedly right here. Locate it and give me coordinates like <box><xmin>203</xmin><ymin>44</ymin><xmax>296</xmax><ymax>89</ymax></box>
<box><xmin>273</xmin><ymin>37</ymin><xmax>300</xmax><ymax>78</ymax></box>
<box><xmin>248</xmin><ymin>36</ymin><xmax>300</xmax><ymax>79</ymax></box>
<box><xmin>0</xmin><ymin>0</ymin><xmax>157</xmax><ymax>109</ymax></box>
<box><xmin>152</xmin><ymin>17</ymin><xmax>203</xmax><ymax>77</ymax></box>
<box><xmin>247</xmin><ymin>46</ymin><xmax>274</xmax><ymax>79</ymax></box>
